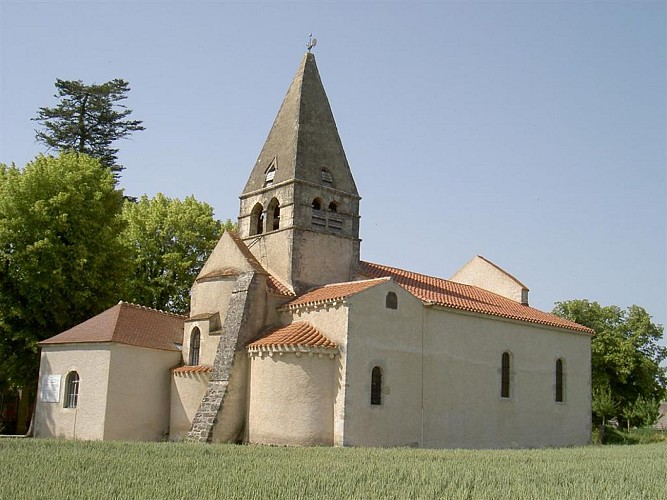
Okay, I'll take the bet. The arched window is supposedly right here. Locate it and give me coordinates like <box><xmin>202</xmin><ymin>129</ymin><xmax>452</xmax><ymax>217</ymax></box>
<box><xmin>555</xmin><ymin>359</ymin><xmax>564</xmax><ymax>403</ymax></box>
<box><xmin>64</xmin><ymin>371</ymin><xmax>80</xmax><ymax>409</ymax></box>
<box><xmin>328</xmin><ymin>201</ymin><xmax>338</xmax><ymax>213</ymax></box>
<box><xmin>501</xmin><ymin>352</ymin><xmax>511</xmax><ymax>398</ymax></box>
<box><xmin>371</xmin><ymin>366</ymin><xmax>382</xmax><ymax>405</ymax></box>
<box><xmin>311</xmin><ymin>198</ymin><xmax>322</xmax><ymax>210</ymax></box>
<box><xmin>385</xmin><ymin>291</ymin><xmax>398</xmax><ymax>310</ymax></box>
<box><xmin>190</xmin><ymin>328</ymin><xmax>201</xmax><ymax>366</ymax></box>
<box><xmin>267</xmin><ymin>198</ymin><xmax>280</xmax><ymax>231</ymax></box>
<box><xmin>250</xmin><ymin>203</ymin><xmax>264</xmax><ymax>236</ymax></box>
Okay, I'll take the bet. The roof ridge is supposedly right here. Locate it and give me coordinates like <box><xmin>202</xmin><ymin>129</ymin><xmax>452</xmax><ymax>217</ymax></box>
<box><xmin>117</xmin><ymin>301</ymin><xmax>188</xmax><ymax>319</ymax></box>
<box><xmin>361</xmin><ymin>261</ymin><xmax>514</xmax><ymax>301</ymax></box>
<box><xmin>358</xmin><ymin>261</ymin><xmax>593</xmax><ymax>335</ymax></box>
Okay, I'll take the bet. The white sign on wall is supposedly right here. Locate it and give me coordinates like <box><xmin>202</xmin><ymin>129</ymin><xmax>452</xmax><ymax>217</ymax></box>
<box><xmin>40</xmin><ymin>375</ymin><xmax>61</xmax><ymax>403</ymax></box>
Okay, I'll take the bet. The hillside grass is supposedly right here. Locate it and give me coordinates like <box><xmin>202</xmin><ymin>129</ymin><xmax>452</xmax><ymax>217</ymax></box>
<box><xmin>1</xmin><ymin>439</ymin><xmax>666</xmax><ymax>499</ymax></box>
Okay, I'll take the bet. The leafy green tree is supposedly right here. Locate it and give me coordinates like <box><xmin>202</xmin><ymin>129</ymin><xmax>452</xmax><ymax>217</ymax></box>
<box><xmin>121</xmin><ymin>194</ymin><xmax>234</xmax><ymax>313</ymax></box>
<box><xmin>553</xmin><ymin>300</ymin><xmax>666</xmax><ymax>426</ymax></box>
<box><xmin>0</xmin><ymin>152</ymin><xmax>130</xmax><ymax>389</ymax></box>
<box><xmin>633</xmin><ymin>395</ymin><xmax>660</xmax><ymax>428</ymax></box>
<box><xmin>33</xmin><ymin>79</ymin><xmax>144</xmax><ymax>177</ymax></box>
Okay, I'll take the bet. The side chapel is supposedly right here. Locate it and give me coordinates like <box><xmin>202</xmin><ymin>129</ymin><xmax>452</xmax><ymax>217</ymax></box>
<box><xmin>35</xmin><ymin>51</ymin><xmax>593</xmax><ymax>449</ymax></box>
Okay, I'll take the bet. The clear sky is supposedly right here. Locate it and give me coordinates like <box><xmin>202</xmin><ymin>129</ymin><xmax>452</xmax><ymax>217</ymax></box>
<box><xmin>1</xmin><ymin>1</ymin><xmax>665</xmax><ymax>339</ymax></box>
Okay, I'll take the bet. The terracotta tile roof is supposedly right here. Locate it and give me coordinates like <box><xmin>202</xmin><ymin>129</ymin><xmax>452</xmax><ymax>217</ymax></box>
<box><xmin>39</xmin><ymin>302</ymin><xmax>185</xmax><ymax>351</ymax></box>
<box><xmin>172</xmin><ymin>365</ymin><xmax>212</xmax><ymax>374</ymax></box>
<box><xmin>358</xmin><ymin>261</ymin><xmax>594</xmax><ymax>335</ymax></box>
<box><xmin>267</xmin><ymin>274</ymin><xmax>295</xmax><ymax>296</ymax></box>
<box><xmin>279</xmin><ymin>278</ymin><xmax>390</xmax><ymax>310</ymax></box>
<box><xmin>247</xmin><ymin>322</ymin><xmax>337</xmax><ymax>349</ymax></box>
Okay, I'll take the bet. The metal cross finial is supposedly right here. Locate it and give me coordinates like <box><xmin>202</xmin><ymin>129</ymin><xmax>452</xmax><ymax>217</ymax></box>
<box><xmin>307</xmin><ymin>33</ymin><xmax>317</xmax><ymax>52</ymax></box>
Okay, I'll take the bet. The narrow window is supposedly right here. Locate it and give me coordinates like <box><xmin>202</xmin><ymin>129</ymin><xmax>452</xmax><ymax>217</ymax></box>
<box><xmin>64</xmin><ymin>371</ymin><xmax>80</xmax><ymax>409</ymax></box>
<box><xmin>311</xmin><ymin>198</ymin><xmax>322</xmax><ymax>210</ymax></box>
<box><xmin>267</xmin><ymin>198</ymin><xmax>280</xmax><ymax>231</ymax></box>
<box><xmin>371</xmin><ymin>366</ymin><xmax>382</xmax><ymax>405</ymax></box>
<box><xmin>385</xmin><ymin>291</ymin><xmax>398</xmax><ymax>310</ymax></box>
<box><xmin>250</xmin><ymin>203</ymin><xmax>264</xmax><ymax>236</ymax></box>
<box><xmin>555</xmin><ymin>359</ymin><xmax>564</xmax><ymax>403</ymax></box>
<box><xmin>328</xmin><ymin>201</ymin><xmax>338</xmax><ymax>213</ymax></box>
<box><xmin>501</xmin><ymin>352</ymin><xmax>511</xmax><ymax>398</ymax></box>
<box><xmin>190</xmin><ymin>328</ymin><xmax>201</xmax><ymax>366</ymax></box>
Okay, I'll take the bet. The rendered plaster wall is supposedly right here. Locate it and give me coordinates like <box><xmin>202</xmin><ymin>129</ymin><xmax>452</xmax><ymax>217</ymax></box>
<box><xmin>35</xmin><ymin>345</ymin><xmax>111</xmax><ymax>440</ymax></box>
<box><xmin>247</xmin><ymin>350</ymin><xmax>336</xmax><ymax>445</ymax></box>
<box><xmin>281</xmin><ymin>304</ymin><xmax>349</xmax><ymax>445</ymax></box>
<box><xmin>169</xmin><ymin>371</ymin><xmax>210</xmax><ymax>441</ymax></box>
<box><xmin>421</xmin><ymin>308</ymin><xmax>591</xmax><ymax>449</ymax></box>
<box><xmin>103</xmin><ymin>343</ymin><xmax>181</xmax><ymax>441</ymax></box>
<box><xmin>450</xmin><ymin>256</ymin><xmax>527</xmax><ymax>304</ymax></box>
<box><xmin>190</xmin><ymin>277</ymin><xmax>236</xmax><ymax>319</ymax></box>
<box><xmin>211</xmin><ymin>353</ymin><xmax>249</xmax><ymax>443</ymax></box>
<box><xmin>343</xmin><ymin>282</ymin><xmax>424</xmax><ymax>447</ymax></box>
<box><xmin>244</xmin><ymin>229</ymin><xmax>293</xmax><ymax>293</ymax></box>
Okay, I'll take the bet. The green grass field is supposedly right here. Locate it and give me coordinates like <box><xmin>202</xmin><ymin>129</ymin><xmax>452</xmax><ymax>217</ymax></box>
<box><xmin>1</xmin><ymin>439</ymin><xmax>665</xmax><ymax>499</ymax></box>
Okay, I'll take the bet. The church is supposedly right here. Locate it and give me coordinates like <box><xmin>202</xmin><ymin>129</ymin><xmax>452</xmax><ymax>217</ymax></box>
<box><xmin>34</xmin><ymin>51</ymin><xmax>593</xmax><ymax>449</ymax></box>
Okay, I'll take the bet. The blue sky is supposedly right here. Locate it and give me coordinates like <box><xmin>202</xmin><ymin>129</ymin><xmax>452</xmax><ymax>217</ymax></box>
<box><xmin>1</xmin><ymin>1</ymin><xmax>665</xmax><ymax>338</ymax></box>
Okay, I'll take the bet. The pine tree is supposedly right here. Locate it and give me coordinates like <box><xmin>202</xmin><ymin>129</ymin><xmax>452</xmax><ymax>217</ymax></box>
<box><xmin>33</xmin><ymin>79</ymin><xmax>144</xmax><ymax>178</ymax></box>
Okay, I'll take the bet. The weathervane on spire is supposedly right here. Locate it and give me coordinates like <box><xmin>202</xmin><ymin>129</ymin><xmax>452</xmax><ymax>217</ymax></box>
<box><xmin>307</xmin><ymin>33</ymin><xmax>317</xmax><ymax>52</ymax></box>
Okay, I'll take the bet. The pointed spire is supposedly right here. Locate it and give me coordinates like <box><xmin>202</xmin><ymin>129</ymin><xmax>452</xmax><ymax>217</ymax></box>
<box><xmin>242</xmin><ymin>53</ymin><xmax>358</xmax><ymax>196</ymax></box>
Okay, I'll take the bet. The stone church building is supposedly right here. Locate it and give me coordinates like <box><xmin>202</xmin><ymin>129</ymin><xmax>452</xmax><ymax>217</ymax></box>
<box><xmin>34</xmin><ymin>52</ymin><xmax>593</xmax><ymax>448</ymax></box>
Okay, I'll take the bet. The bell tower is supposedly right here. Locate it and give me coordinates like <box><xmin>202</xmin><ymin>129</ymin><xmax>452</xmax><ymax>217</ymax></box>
<box><xmin>238</xmin><ymin>52</ymin><xmax>361</xmax><ymax>294</ymax></box>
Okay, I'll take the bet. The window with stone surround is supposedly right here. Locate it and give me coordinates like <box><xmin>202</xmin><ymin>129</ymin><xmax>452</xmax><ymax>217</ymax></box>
<box><xmin>190</xmin><ymin>328</ymin><xmax>201</xmax><ymax>365</ymax></box>
<box><xmin>250</xmin><ymin>203</ymin><xmax>264</xmax><ymax>236</ymax></box>
<box><xmin>267</xmin><ymin>198</ymin><xmax>280</xmax><ymax>231</ymax></box>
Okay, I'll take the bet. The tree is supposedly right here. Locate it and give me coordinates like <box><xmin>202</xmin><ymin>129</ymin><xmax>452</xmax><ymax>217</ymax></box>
<box><xmin>121</xmin><ymin>194</ymin><xmax>234</xmax><ymax>313</ymax></box>
<box><xmin>33</xmin><ymin>79</ymin><xmax>144</xmax><ymax>177</ymax></box>
<box><xmin>553</xmin><ymin>300</ymin><xmax>666</xmax><ymax>427</ymax></box>
<box><xmin>0</xmin><ymin>152</ymin><xmax>130</xmax><ymax>390</ymax></box>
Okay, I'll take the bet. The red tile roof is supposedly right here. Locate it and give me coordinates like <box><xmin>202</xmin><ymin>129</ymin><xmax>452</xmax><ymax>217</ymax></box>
<box><xmin>247</xmin><ymin>322</ymin><xmax>337</xmax><ymax>349</ymax></box>
<box><xmin>267</xmin><ymin>274</ymin><xmax>294</xmax><ymax>296</ymax></box>
<box><xmin>172</xmin><ymin>365</ymin><xmax>212</xmax><ymax>374</ymax></box>
<box><xmin>358</xmin><ymin>261</ymin><xmax>593</xmax><ymax>335</ymax></box>
<box><xmin>39</xmin><ymin>302</ymin><xmax>185</xmax><ymax>351</ymax></box>
<box><xmin>279</xmin><ymin>278</ymin><xmax>389</xmax><ymax>310</ymax></box>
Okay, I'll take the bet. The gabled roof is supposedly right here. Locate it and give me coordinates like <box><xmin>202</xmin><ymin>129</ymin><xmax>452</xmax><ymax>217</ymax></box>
<box><xmin>247</xmin><ymin>322</ymin><xmax>336</xmax><ymax>349</ymax></box>
<box><xmin>39</xmin><ymin>302</ymin><xmax>185</xmax><ymax>351</ymax></box>
<box><xmin>358</xmin><ymin>261</ymin><xmax>593</xmax><ymax>334</ymax></box>
<box><xmin>241</xmin><ymin>52</ymin><xmax>358</xmax><ymax>197</ymax></box>
<box><xmin>279</xmin><ymin>278</ymin><xmax>389</xmax><ymax>310</ymax></box>
<box><xmin>195</xmin><ymin>231</ymin><xmax>293</xmax><ymax>297</ymax></box>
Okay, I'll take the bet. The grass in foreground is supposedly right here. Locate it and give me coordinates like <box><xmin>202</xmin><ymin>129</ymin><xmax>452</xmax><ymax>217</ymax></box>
<box><xmin>1</xmin><ymin>439</ymin><xmax>666</xmax><ymax>499</ymax></box>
